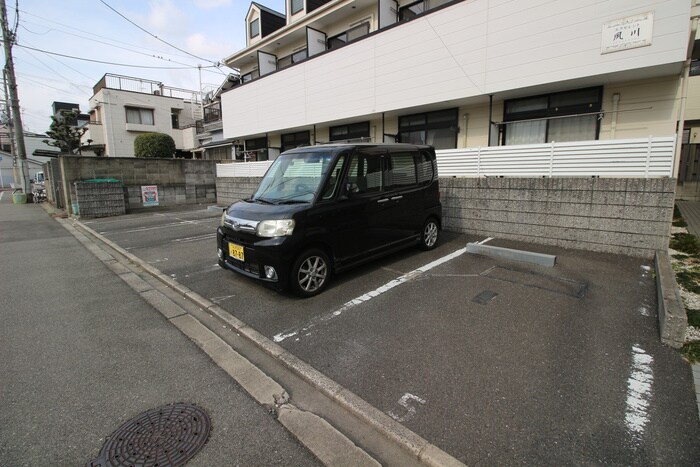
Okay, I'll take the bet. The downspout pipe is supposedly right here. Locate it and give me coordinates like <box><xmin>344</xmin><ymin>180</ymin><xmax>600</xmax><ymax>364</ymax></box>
<box><xmin>610</xmin><ymin>93</ymin><xmax>620</xmax><ymax>139</ymax></box>
<box><xmin>674</xmin><ymin>13</ymin><xmax>698</xmax><ymax>179</ymax></box>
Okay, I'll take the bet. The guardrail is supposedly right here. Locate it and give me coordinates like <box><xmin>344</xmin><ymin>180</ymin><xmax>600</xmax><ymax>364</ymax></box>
<box><xmin>216</xmin><ymin>137</ymin><xmax>676</xmax><ymax>179</ymax></box>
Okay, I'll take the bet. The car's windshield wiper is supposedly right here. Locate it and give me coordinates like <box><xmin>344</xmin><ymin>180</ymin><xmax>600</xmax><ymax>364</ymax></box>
<box><xmin>253</xmin><ymin>197</ymin><xmax>276</xmax><ymax>205</ymax></box>
<box><xmin>277</xmin><ymin>199</ymin><xmax>309</xmax><ymax>205</ymax></box>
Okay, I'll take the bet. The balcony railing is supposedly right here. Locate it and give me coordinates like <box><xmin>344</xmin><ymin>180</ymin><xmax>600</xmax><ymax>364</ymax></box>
<box><xmin>92</xmin><ymin>73</ymin><xmax>201</xmax><ymax>103</ymax></box>
<box><xmin>234</xmin><ymin>0</ymin><xmax>463</xmax><ymax>87</ymax></box>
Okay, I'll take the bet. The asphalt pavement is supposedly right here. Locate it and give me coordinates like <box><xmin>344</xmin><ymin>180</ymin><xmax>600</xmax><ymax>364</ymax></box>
<box><xmin>3</xmin><ymin>195</ymin><xmax>700</xmax><ymax>466</ymax></box>
<box><xmin>80</xmin><ymin>204</ymin><xmax>700</xmax><ymax>465</ymax></box>
<box><xmin>0</xmin><ymin>192</ymin><xmax>321</xmax><ymax>466</ymax></box>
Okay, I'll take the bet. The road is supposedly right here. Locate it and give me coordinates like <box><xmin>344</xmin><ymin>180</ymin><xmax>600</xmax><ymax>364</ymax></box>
<box><xmin>0</xmin><ymin>195</ymin><xmax>321</xmax><ymax>466</ymax></box>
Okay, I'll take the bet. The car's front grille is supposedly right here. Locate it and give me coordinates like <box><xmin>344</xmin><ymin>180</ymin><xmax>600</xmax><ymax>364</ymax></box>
<box><xmin>226</xmin><ymin>256</ymin><xmax>260</xmax><ymax>276</ymax></box>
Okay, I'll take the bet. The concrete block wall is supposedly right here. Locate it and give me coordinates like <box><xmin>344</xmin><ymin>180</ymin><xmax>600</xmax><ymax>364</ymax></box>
<box><xmin>214</xmin><ymin>175</ymin><xmax>675</xmax><ymax>258</ymax></box>
<box><xmin>216</xmin><ymin>177</ymin><xmax>263</xmax><ymax>206</ymax></box>
<box><xmin>441</xmin><ymin>177</ymin><xmax>676</xmax><ymax>258</ymax></box>
<box><xmin>57</xmin><ymin>156</ymin><xmax>216</xmax><ymax>214</ymax></box>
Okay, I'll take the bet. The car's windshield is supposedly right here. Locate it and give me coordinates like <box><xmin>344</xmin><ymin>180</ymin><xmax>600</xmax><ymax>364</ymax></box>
<box><xmin>253</xmin><ymin>151</ymin><xmax>336</xmax><ymax>204</ymax></box>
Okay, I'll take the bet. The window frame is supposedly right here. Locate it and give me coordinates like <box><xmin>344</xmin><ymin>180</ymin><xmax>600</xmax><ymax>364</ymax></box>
<box><xmin>502</xmin><ymin>86</ymin><xmax>603</xmax><ymax>145</ymax></box>
<box><xmin>291</xmin><ymin>0</ymin><xmax>304</xmax><ymax>14</ymax></box>
<box><xmin>125</xmin><ymin>106</ymin><xmax>154</xmax><ymax>125</ymax></box>
<box><xmin>250</xmin><ymin>18</ymin><xmax>260</xmax><ymax>38</ymax></box>
<box><xmin>398</xmin><ymin>108</ymin><xmax>459</xmax><ymax>149</ymax></box>
<box><xmin>327</xmin><ymin>22</ymin><xmax>370</xmax><ymax>50</ymax></box>
<box><xmin>281</xmin><ymin>130</ymin><xmax>311</xmax><ymax>152</ymax></box>
<box><xmin>329</xmin><ymin>121</ymin><xmax>370</xmax><ymax>142</ymax></box>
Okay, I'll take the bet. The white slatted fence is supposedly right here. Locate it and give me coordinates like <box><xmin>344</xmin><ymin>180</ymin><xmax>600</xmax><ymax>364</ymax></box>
<box><xmin>217</xmin><ymin>137</ymin><xmax>676</xmax><ymax>179</ymax></box>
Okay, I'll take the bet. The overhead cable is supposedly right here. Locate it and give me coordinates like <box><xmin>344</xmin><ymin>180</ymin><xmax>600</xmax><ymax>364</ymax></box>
<box><xmin>98</xmin><ymin>0</ymin><xmax>219</xmax><ymax>66</ymax></box>
<box><xmin>10</xmin><ymin>42</ymin><xmax>219</xmax><ymax>70</ymax></box>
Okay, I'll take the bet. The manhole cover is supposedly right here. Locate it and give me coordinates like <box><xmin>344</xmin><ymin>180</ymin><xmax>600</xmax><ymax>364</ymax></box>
<box><xmin>88</xmin><ymin>403</ymin><xmax>211</xmax><ymax>467</ymax></box>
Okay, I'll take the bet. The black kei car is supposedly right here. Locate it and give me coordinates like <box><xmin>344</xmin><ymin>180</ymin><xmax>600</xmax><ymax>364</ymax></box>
<box><xmin>216</xmin><ymin>143</ymin><xmax>442</xmax><ymax>297</ymax></box>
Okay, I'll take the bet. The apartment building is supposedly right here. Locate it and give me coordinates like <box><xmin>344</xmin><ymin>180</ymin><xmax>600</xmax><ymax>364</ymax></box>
<box><xmin>219</xmin><ymin>0</ymin><xmax>698</xmax><ymax>172</ymax></box>
<box><xmin>82</xmin><ymin>74</ymin><xmax>201</xmax><ymax>158</ymax></box>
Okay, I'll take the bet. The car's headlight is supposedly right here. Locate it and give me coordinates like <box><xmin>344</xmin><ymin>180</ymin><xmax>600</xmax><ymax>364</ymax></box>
<box><xmin>256</xmin><ymin>219</ymin><xmax>295</xmax><ymax>237</ymax></box>
<box><xmin>220</xmin><ymin>210</ymin><xmax>226</xmax><ymax>227</ymax></box>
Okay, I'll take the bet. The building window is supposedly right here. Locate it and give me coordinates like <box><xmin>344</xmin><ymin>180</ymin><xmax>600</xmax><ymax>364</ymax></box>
<box><xmin>243</xmin><ymin>136</ymin><xmax>268</xmax><ymax>161</ymax></box>
<box><xmin>204</xmin><ymin>103</ymin><xmax>221</xmax><ymax>123</ymax></box>
<box><xmin>329</xmin><ymin>122</ymin><xmax>370</xmax><ymax>141</ymax></box>
<box><xmin>281</xmin><ymin>131</ymin><xmax>310</xmax><ymax>152</ymax></box>
<box><xmin>327</xmin><ymin>22</ymin><xmax>370</xmax><ymax>50</ymax></box>
<box><xmin>399</xmin><ymin>0</ymin><xmax>425</xmax><ymax>21</ymax></box>
<box><xmin>291</xmin><ymin>0</ymin><xmax>303</xmax><ymax>14</ymax></box>
<box><xmin>250</xmin><ymin>18</ymin><xmax>260</xmax><ymax>38</ymax></box>
<box><xmin>171</xmin><ymin>109</ymin><xmax>180</xmax><ymax>129</ymax></box>
<box><xmin>278</xmin><ymin>48</ymin><xmax>308</xmax><ymax>70</ymax></box>
<box><xmin>125</xmin><ymin>107</ymin><xmax>154</xmax><ymax>125</ymax></box>
<box><xmin>398</xmin><ymin>109</ymin><xmax>458</xmax><ymax>149</ymax></box>
<box><xmin>245</xmin><ymin>136</ymin><xmax>267</xmax><ymax>150</ymax></box>
<box><xmin>241</xmin><ymin>69</ymin><xmax>260</xmax><ymax>83</ymax></box>
<box><xmin>691</xmin><ymin>40</ymin><xmax>700</xmax><ymax>76</ymax></box>
<box><xmin>399</xmin><ymin>0</ymin><xmax>453</xmax><ymax>21</ymax></box>
<box><xmin>503</xmin><ymin>87</ymin><xmax>602</xmax><ymax>145</ymax></box>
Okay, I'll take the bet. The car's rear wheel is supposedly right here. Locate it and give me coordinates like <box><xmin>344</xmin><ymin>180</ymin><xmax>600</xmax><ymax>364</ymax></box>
<box><xmin>290</xmin><ymin>248</ymin><xmax>331</xmax><ymax>297</ymax></box>
<box><xmin>419</xmin><ymin>218</ymin><xmax>439</xmax><ymax>251</ymax></box>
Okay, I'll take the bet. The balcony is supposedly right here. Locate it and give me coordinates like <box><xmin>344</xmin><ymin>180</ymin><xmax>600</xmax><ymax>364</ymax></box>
<box><xmin>92</xmin><ymin>73</ymin><xmax>201</xmax><ymax>103</ymax></box>
<box><xmin>229</xmin><ymin>0</ymin><xmax>463</xmax><ymax>86</ymax></box>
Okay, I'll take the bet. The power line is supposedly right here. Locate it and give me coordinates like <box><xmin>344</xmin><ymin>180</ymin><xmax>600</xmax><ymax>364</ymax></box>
<box><xmin>18</xmin><ymin>23</ymin><xmax>226</xmax><ymax>78</ymax></box>
<box><xmin>19</xmin><ymin>9</ymin><xmax>200</xmax><ymax>63</ymax></box>
<box><xmin>9</xmin><ymin>42</ymin><xmax>220</xmax><ymax>70</ymax></box>
<box><xmin>19</xmin><ymin>23</ymin><xmax>209</xmax><ymax>72</ymax></box>
<box><xmin>98</xmin><ymin>0</ymin><xmax>219</xmax><ymax>66</ymax></box>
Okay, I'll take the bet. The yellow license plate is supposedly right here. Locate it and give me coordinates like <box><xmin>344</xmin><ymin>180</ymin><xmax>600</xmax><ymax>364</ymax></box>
<box><xmin>228</xmin><ymin>242</ymin><xmax>244</xmax><ymax>261</ymax></box>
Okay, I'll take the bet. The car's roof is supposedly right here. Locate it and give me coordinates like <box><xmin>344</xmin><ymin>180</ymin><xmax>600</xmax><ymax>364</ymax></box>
<box><xmin>283</xmin><ymin>143</ymin><xmax>433</xmax><ymax>154</ymax></box>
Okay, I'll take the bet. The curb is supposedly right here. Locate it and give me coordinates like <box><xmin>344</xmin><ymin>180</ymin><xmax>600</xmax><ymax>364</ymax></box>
<box><xmin>466</xmin><ymin>242</ymin><xmax>556</xmax><ymax>267</ymax></box>
<box><xmin>654</xmin><ymin>250</ymin><xmax>687</xmax><ymax>349</ymax></box>
<box><xmin>66</xmin><ymin>216</ymin><xmax>466</xmax><ymax>466</ymax></box>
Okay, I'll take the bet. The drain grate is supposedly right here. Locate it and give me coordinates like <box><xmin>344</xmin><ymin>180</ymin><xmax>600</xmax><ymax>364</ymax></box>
<box><xmin>472</xmin><ymin>290</ymin><xmax>498</xmax><ymax>305</ymax></box>
<box><xmin>88</xmin><ymin>403</ymin><xmax>211</xmax><ymax>467</ymax></box>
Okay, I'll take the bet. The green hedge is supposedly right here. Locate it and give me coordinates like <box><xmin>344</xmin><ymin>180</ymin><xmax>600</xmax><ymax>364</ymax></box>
<box><xmin>134</xmin><ymin>133</ymin><xmax>176</xmax><ymax>158</ymax></box>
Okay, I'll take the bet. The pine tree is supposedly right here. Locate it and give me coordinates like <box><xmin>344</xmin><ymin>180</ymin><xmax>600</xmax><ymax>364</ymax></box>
<box><xmin>43</xmin><ymin>109</ymin><xmax>91</xmax><ymax>155</ymax></box>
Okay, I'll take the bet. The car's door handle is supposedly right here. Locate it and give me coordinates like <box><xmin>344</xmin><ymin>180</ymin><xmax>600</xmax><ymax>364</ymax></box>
<box><xmin>391</xmin><ymin>196</ymin><xmax>403</xmax><ymax>200</ymax></box>
<box><xmin>377</xmin><ymin>198</ymin><xmax>390</xmax><ymax>204</ymax></box>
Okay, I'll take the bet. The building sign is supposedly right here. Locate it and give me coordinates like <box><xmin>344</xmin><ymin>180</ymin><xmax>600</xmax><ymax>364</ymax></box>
<box><xmin>141</xmin><ymin>185</ymin><xmax>159</xmax><ymax>207</ymax></box>
<box><xmin>601</xmin><ymin>12</ymin><xmax>653</xmax><ymax>54</ymax></box>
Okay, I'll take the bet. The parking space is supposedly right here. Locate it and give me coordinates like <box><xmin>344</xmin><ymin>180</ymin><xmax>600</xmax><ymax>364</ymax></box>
<box><xmin>84</xmin><ymin>206</ymin><xmax>700</xmax><ymax>465</ymax></box>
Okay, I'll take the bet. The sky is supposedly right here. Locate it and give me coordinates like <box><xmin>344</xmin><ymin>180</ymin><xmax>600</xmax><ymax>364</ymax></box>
<box><xmin>4</xmin><ymin>0</ymin><xmax>287</xmax><ymax>133</ymax></box>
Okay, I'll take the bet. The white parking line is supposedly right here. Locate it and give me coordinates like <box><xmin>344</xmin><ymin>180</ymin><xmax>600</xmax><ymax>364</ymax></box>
<box><xmin>625</xmin><ymin>344</ymin><xmax>654</xmax><ymax>439</ymax></box>
<box><xmin>100</xmin><ymin>219</ymin><xmax>215</xmax><ymax>235</ymax></box>
<box><xmin>172</xmin><ymin>233</ymin><xmax>217</xmax><ymax>243</ymax></box>
<box><xmin>272</xmin><ymin>240</ymin><xmax>486</xmax><ymax>343</ymax></box>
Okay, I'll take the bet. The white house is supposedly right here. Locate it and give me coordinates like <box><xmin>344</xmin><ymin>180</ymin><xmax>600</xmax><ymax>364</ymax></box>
<box><xmin>82</xmin><ymin>74</ymin><xmax>202</xmax><ymax>158</ymax></box>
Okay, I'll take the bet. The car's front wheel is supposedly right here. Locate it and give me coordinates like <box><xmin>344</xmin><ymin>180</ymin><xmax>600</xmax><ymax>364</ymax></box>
<box><xmin>290</xmin><ymin>248</ymin><xmax>331</xmax><ymax>298</ymax></box>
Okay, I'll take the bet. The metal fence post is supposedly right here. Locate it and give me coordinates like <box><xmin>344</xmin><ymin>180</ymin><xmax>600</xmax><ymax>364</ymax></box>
<box><xmin>549</xmin><ymin>141</ymin><xmax>555</xmax><ymax>178</ymax></box>
<box><xmin>477</xmin><ymin>147</ymin><xmax>481</xmax><ymax>177</ymax></box>
<box><xmin>645</xmin><ymin>135</ymin><xmax>652</xmax><ymax>178</ymax></box>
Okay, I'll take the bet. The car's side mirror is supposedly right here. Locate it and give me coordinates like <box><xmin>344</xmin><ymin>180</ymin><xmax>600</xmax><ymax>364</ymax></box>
<box><xmin>345</xmin><ymin>182</ymin><xmax>358</xmax><ymax>196</ymax></box>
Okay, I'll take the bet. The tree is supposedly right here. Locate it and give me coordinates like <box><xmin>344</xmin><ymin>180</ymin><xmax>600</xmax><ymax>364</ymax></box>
<box><xmin>43</xmin><ymin>109</ymin><xmax>91</xmax><ymax>155</ymax></box>
<box><xmin>134</xmin><ymin>132</ymin><xmax>176</xmax><ymax>158</ymax></box>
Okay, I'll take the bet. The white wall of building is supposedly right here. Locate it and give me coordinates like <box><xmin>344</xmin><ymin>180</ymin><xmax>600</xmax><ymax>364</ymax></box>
<box><xmin>223</xmin><ymin>0</ymin><xmax>690</xmax><ymax>140</ymax></box>
<box><xmin>89</xmin><ymin>89</ymin><xmax>199</xmax><ymax>157</ymax></box>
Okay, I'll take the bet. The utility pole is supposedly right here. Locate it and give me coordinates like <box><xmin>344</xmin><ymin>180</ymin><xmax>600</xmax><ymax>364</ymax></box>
<box><xmin>0</xmin><ymin>0</ymin><xmax>29</xmax><ymax>192</ymax></box>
